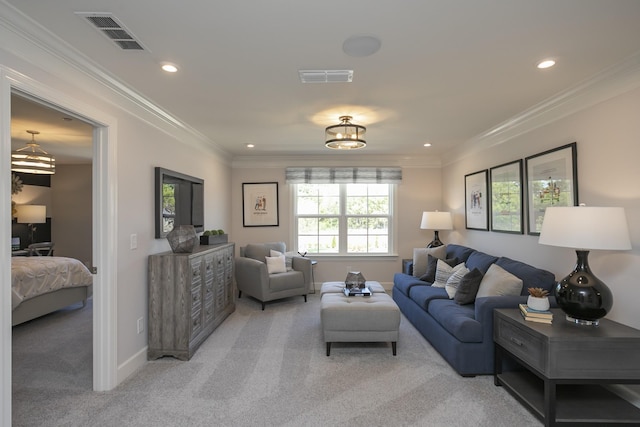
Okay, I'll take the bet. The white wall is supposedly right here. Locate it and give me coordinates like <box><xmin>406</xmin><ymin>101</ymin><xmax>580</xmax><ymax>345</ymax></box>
<box><xmin>442</xmin><ymin>86</ymin><xmax>640</xmax><ymax>330</ymax></box>
<box><xmin>230</xmin><ymin>166</ymin><xmax>442</xmax><ymax>285</ymax></box>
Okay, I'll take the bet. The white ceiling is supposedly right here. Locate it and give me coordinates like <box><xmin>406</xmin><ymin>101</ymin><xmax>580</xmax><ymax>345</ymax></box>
<box><xmin>7</xmin><ymin>0</ymin><xmax>640</xmax><ymax>163</ymax></box>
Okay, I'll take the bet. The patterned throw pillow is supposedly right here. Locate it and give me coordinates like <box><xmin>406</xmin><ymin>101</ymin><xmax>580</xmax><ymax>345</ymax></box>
<box><xmin>419</xmin><ymin>255</ymin><xmax>459</xmax><ymax>283</ymax></box>
<box><xmin>445</xmin><ymin>266</ymin><xmax>471</xmax><ymax>298</ymax></box>
<box><xmin>433</xmin><ymin>260</ymin><xmax>466</xmax><ymax>288</ymax></box>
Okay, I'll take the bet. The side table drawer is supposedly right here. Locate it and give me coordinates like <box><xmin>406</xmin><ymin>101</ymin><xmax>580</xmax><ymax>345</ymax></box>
<box><xmin>496</xmin><ymin>318</ymin><xmax>545</xmax><ymax>371</ymax></box>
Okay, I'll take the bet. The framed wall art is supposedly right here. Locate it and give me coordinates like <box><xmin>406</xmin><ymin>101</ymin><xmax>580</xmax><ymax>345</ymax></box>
<box><xmin>490</xmin><ymin>160</ymin><xmax>523</xmax><ymax>234</ymax></box>
<box><xmin>465</xmin><ymin>169</ymin><xmax>489</xmax><ymax>231</ymax></box>
<box><xmin>242</xmin><ymin>182</ymin><xmax>279</xmax><ymax>227</ymax></box>
<box><xmin>525</xmin><ymin>142</ymin><xmax>578</xmax><ymax>235</ymax></box>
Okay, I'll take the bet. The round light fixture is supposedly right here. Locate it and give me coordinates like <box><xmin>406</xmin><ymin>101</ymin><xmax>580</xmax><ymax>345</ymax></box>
<box><xmin>161</xmin><ymin>63</ymin><xmax>178</xmax><ymax>73</ymax></box>
<box><xmin>343</xmin><ymin>35</ymin><xmax>381</xmax><ymax>57</ymax></box>
<box><xmin>537</xmin><ymin>59</ymin><xmax>556</xmax><ymax>69</ymax></box>
<box><xmin>325</xmin><ymin>116</ymin><xmax>366</xmax><ymax>150</ymax></box>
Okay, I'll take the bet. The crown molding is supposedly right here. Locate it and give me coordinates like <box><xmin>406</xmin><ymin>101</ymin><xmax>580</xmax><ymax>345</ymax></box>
<box><xmin>231</xmin><ymin>154</ymin><xmax>441</xmax><ymax>169</ymax></box>
<box><xmin>0</xmin><ymin>2</ymin><xmax>232</xmax><ymax>162</ymax></box>
<box><xmin>441</xmin><ymin>49</ymin><xmax>640</xmax><ymax>166</ymax></box>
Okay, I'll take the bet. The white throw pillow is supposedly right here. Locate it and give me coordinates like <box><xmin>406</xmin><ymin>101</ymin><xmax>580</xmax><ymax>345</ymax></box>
<box><xmin>271</xmin><ymin>249</ymin><xmax>294</xmax><ymax>271</ymax></box>
<box><xmin>433</xmin><ymin>260</ymin><xmax>466</xmax><ymax>288</ymax></box>
<box><xmin>445</xmin><ymin>266</ymin><xmax>470</xmax><ymax>298</ymax></box>
<box><xmin>412</xmin><ymin>245</ymin><xmax>447</xmax><ymax>277</ymax></box>
<box><xmin>265</xmin><ymin>255</ymin><xmax>287</xmax><ymax>274</ymax></box>
<box><xmin>475</xmin><ymin>264</ymin><xmax>523</xmax><ymax>298</ymax></box>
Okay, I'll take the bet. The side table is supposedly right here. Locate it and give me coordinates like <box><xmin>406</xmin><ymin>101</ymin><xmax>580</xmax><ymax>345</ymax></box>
<box><xmin>309</xmin><ymin>259</ymin><xmax>317</xmax><ymax>294</ymax></box>
<box><xmin>494</xmin><ymin>308</ymin><xmax>640</xmax><ymax>426</ymax></box>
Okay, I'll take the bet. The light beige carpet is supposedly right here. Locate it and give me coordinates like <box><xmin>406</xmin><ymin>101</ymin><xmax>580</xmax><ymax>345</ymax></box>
<box><xmin>12</xmin><ymin>294</ymin><xmax>540</xmax><ymax>426</ymax></box>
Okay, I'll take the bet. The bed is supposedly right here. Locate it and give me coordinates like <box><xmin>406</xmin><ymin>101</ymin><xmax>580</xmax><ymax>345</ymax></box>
<box><xmin>11</xmin><ymin>256</ymin><xmax>94</xmax><ymax>326</ymax></box>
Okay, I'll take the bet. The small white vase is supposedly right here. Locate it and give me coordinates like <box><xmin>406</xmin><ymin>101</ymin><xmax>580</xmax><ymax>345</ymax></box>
<box><xmin>527</xmin><ymin>295</ymin><xmax>550</xmax><ymax>311</ymax></box>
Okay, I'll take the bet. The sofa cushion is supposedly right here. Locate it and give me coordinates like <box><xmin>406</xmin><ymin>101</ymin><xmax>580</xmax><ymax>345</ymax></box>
<box><xmin>428</xmin><ymin>299</ymin><xmax>482</xmax><ymax>343</ymax></box>
<box><xmin>495</xmin><ymin>257</ymin><xmax>556</xmax><ymax>295</ymax></box>
<box><xmin>407</xmin><ymin>285</ymin><xmax>449</xmax><ymax>310</ymax></box>
<box><xmin>433</xmin><ymin>261</ymin><xmax>466</xmax><ymax>288</ymax></box>
<box><xmin>445</xmin><ymin>244</ymin><xmax>475</xmax><ymax>264</ymax></box>
<box><xmin>445</xmin><ymin>265</ymin><xmax>471</xmax><ymax>298</ymax></box>
<box><xmin>465</xmin><ymin>251</ymin><xmax>499</xmax><ymax>273</ymax></box>
<box><xmin>454</xmin><ymin>268</ymin><xmax>484</xmax><ymax>305</ymax></box>
<box><xmin>476</xmin><ymin>263</ymin><xmax>523</xmax><ymax>298</ymax></box>
<box><xmin>412</xmin><ymin>246</ymin><xmax>447</xmax><ymax>277</ymax></box>
<box><xmin>393</xmin><ymin>273</ymin><xmax>428</xmax><ymax>297</ymax></box>
<box><xmin>420</xmin><ymin>254</ymin><xmax>459</xmax><ymax>283</ymax></box>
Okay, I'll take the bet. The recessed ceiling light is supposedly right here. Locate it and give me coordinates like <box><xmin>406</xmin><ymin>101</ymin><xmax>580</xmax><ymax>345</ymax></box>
<box><xmin>246</xmin><ymin>143</ymin><xmax>255</xmax><ymax>148</ymax></box>
<box><xmin>161</xmin><ymin>63</ymin><xmax>178</xmax><ymax>73</ymax></box>
<box><xmin>343</xmin><ymin>35</ymin><xmax>381</xmax><ymax>57</ymax></box>
<box><xmin>537</xmin><ymin>59</ymin><xmax>556</xmax><ymax>69</ymax></box>
<box><xmin>423</xmin><ymin>143</ymin><xmax>432</xmax><ymax>147</ymax></box>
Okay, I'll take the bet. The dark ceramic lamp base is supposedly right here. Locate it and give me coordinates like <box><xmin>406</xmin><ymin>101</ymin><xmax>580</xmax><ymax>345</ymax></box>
<box><xmin>426</xmin><ymin>230</ymin><xmax>444</xmax><ymax>248</ymax></box>
<box><xmin>555</xmin><ymin>250</ymin><xmax>612</xmax><ymax>326</ymax></box>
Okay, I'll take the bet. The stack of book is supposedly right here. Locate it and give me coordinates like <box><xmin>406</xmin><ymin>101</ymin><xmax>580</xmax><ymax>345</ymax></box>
<box><xmin>343</xmin><ymin>286</ymin><xmax>372</xmax><ymax>297</ymax></box>
<box><xmin>519</xmin><ymin>304</ymin><xmax>553</xmax><ymax>324</ymax></box>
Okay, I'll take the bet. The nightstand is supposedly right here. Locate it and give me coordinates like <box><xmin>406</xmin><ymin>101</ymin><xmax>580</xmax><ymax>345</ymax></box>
<box><xmin>494</xmin><ymin>308</ymin><xmax>640</xmax><ymax>426</ymax></box>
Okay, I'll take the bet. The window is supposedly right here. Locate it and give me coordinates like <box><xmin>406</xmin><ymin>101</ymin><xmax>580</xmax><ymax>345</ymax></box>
<box><xmin>293</xmin><ymin>183</ymin><xmax>394</xmax><ymax>255</ymax></box>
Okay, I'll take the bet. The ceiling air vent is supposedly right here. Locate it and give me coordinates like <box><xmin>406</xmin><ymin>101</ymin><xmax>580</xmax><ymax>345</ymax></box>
<box><xmin>76</xmin><ymin>12</ymin><xmax>146</xmax><ymax>51</ymax></box>
<box><xmin>298</xmin><ymin>70</ymin><xmax>353</xmax><ymax>83</ymax></box>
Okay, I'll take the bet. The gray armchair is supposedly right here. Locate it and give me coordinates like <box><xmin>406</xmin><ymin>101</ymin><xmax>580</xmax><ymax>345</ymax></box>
<box><xmin>235</xmin><ymin>242</ymin><xmax>311</xmax><ymax>310</ymax></box>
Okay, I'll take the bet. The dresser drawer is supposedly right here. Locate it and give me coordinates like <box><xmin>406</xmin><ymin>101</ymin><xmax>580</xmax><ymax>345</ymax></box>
<box><xmin>496</xmin><ymin>317</ymin><xmax>545</xmax><ymax>371</ymax></box>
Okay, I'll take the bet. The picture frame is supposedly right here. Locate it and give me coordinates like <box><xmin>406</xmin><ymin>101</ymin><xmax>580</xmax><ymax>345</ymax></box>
<box><xmin>242</xmin><ymin>182</ymin><xmax>279</xmax><ymax>227</ymax></box>
<box><xmin>465</xmin><ymin>169</ymin><xmax>489</xmax><ymax>231</ymax></box>
<box><xmin>525</xmin><ymin>142</ymin><xmax>578</xmax><ymax>235</ymax></box>
<box><xmin>490</xmin><ymin>160</ymin><xmax>523</xmax><ymax>234</ymax></box>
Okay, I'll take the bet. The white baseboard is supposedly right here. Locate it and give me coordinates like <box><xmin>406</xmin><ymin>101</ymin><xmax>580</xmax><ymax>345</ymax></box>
<box><xmin>117</xmin><ymin>346</ymin><xmax>148</xmax><ymax>385</ymax></box>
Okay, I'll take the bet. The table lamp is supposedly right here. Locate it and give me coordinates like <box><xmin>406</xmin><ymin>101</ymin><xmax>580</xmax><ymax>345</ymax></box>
<box><xmin>16</xmin><ymin>204</ymin><xmax>46</xmax><ymax>245</ymax></box>
<box><xmin>420</xmin><ymin>211</ymin><xmax>453</xmax><ymax>248</ymax></box>
<box><xmin>538</xmin><ymin>205</ymin><xmax>631</xmax><ymax>326</ymax></box>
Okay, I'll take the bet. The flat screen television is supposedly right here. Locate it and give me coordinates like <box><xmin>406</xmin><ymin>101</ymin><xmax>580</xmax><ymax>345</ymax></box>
<box><xmin>155</xmin><ymin>167</ymin><xmax>204</xmax><ymax>238</ymax></box>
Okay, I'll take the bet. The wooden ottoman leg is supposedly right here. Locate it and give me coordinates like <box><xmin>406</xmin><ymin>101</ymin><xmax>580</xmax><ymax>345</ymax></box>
<box><xmin>392</xmin><ymin>342</ymin><xmax>397</xmax><ymax>356</ymax></box>
<box><xmin>326</xmin><ymin>342</ymin><xmax>331</xmax><ymax>356</ymax></box>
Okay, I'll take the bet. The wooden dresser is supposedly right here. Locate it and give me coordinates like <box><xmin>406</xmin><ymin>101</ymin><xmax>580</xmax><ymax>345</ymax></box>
<box><xmin>148</xmin><ymin>243</ymin><xmax>235</xmax><ymax>360</ymax></box>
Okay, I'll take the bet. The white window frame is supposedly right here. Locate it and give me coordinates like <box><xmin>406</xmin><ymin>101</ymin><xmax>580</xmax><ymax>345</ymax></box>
<box><xmin>291</xmin><ymin>183</ymin><xmax>397</xmax><ymax>257</ymax></box>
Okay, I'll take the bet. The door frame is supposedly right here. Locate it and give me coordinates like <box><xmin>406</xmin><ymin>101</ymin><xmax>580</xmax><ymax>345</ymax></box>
<box><xmin>1</xmin><ymin>66</ymin><xmax>118</xmax><ymax>425</ymax></box>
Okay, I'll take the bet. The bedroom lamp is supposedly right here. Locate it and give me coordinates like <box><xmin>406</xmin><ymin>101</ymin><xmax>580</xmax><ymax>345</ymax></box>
<box><xmin>420</xmin><ymin>211</ymin><xmax>453</xmax><ymax>248</ymax></box>
<box><xmin>538</xmin><ymin>205</ymin><xmax>631</xmax><ymax>326</ymax></box>
<box><xmin>16</xmin><ymin>204</ymin><xmax>46</xmax><ymax>245</ymax></box>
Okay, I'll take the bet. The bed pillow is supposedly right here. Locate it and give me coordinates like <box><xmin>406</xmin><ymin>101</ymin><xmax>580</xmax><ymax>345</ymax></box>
<box><xmin>454</xmin><ymin>268</ymin><xmax>484</xmax><ymax>304</ymax></box>
<box><xmin>419</xmin><ymin>255</ymin><xmax>459</xmax><ymax>283</ymax></box>
<box><xmin>265</xmin><ymin>255</ymin><xmax>287</xmax><ymax>274</ymax></box>
<box><xmin>445</xmin><ymin>265</ymin><xmax>471</xmax><ymax>298</ymax></box>
<box><xmin>412</xmin><ymin>245</ymin><xmax>447</xmax><ymax>277</ymax></box>
<box><xmin>432</xmin><ymin>260</ymin><xmax>466</xmax><ymax>288</ymax></box>
<box><xmin>475</xmin><ymin>263</ymin><xmax>523</xmax><ymax>298</ymax></box>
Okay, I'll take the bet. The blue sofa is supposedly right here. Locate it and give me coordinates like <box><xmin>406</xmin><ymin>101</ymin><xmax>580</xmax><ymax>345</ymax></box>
<box><xmin>392</xmin><ymin>244</ymin><xmax>555</xmax><ymax>376</ymax></box>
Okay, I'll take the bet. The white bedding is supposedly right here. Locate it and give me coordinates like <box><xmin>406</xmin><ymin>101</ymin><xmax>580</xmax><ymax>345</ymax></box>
<box><xmin>11</xmin><ymin>257</ymin><xmax>93</xmax><ymax>310</ymax></box>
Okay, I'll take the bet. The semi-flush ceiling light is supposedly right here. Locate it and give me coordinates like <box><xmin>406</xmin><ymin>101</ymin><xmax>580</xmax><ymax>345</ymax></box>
<box><xmin>11</xmin><ymin>130</ymin><xmax>56</xmax><ymax>175</ymax></box>
<box><xmin>325</xmin><ymin>116</ymin><xmax>366</xmax><ymax>150</ymax></box>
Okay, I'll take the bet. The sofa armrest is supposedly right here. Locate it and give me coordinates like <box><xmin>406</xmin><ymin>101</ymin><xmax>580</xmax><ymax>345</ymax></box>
<box><xmin>235</xmin><ymin>257</ymin><xmax>269</xmax><ymax>298</ymax></box>
<box><xmin>291</xmin><ymin>256</ymin><xmax>312</xmax><ymax>289</ymax></box>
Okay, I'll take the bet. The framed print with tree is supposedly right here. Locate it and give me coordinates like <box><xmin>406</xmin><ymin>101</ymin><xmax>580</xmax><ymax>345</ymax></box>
<box><xmin>242</xmin><ymin>182</ymin><xmax>279</xmax><ymax>227</ymax></box>
<box><xmin>465</xmin><ymin>169</ymin><xmax>489</xmax><ymax>231</ymax></box>
<box><xmin>525</xmin><ymin>142</ymin><xmax>578</xmax><ymax>235</ymax></box>
<box><xmin>490</xmin><ymin>160</ymin><xmax>523</xmax><ymax>234</ymax></box>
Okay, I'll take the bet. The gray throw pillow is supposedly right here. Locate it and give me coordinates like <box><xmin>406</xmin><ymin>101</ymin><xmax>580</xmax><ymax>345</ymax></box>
<box><xmin>419</xmin><ymin>255</ymin><xmax>459</xmax><ymax>283</ymax></box>
<box><xmin>433</xmin><ymin>260</ymin><xmax>466</xmax><ymax>288</ymax></box>
<box><xmin>475</xmin><ymin>263</ymin><xmax>523</xmax><ymax>298</ymax></box>
<box><xmin>454</xmin><ymin>268</ymin><xmax>484</xmax><ymax>304</ymax></box>
<box><xmin>412</xmin><ymin>245</ymin><xmax>447</xmax><ymax>277</ymax></box>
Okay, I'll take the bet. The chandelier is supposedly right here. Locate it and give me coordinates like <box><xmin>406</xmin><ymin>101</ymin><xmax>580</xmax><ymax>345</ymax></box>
<box><xmin>11</xmin><ymin>130</ymin><xmax>56</xmax><ymax>175</ymax></box>
<box><xmin>325</xmin><ymin>116</ymin><xmax>366</xmax><ymax>150</ymax></box>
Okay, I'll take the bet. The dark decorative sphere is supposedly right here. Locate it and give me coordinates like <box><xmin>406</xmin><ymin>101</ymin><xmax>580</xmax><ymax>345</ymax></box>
<box><xmin>555</xmin><ymin>268</ymin><xmax>613</xmax><ymax>322</ymax></box>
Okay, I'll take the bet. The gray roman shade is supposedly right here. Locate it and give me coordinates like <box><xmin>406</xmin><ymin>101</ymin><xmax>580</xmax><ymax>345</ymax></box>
<box><xmin>285</xmin><ymin>167</ymin><xmax>402</xmax><ymax>184</ymax></box>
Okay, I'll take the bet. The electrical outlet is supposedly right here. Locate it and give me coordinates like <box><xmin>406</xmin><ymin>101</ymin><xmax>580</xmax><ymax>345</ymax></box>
<box><xmin>130</xmin><ymin>234</ymin><xmax>138</xmax><ymax>250</ymax></box>
<box><xmin>137</xmin><ymin>317</ymin><xmax>144</xmax><ymax>334</ymax></box>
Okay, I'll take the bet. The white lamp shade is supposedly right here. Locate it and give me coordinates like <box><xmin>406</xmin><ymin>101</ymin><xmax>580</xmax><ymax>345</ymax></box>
<box><xmin>16</xmin><ymin>205</ymin><xmax>47</xmax><ymax>224</ymax></box>
<box><xmin>538</xmin><ymin>206</ymin><xmax>631</xmax><ymax>250</ymax></box>
<box><xmin>420</xmin><ymin>211</ymin><xmax>453</xmax><ymax>231</ymax></box>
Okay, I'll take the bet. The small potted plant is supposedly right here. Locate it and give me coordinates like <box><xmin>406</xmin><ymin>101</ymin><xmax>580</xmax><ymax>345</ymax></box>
<box><xmin>527</xmin><ymin>287</ymin><xmax>550</xmax><ymax>311</ymax></box>
<box><xmin>200</xmin><ymin>229</ymin><xmax>228</xmax><ymax>245</ymax></box>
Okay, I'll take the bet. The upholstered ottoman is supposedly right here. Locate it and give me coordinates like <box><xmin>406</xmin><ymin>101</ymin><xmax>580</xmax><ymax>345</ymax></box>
<box><xmin>320</xmin><ymin>283</ymin><xmax>400</xmax><ymax>356</ymax></box>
